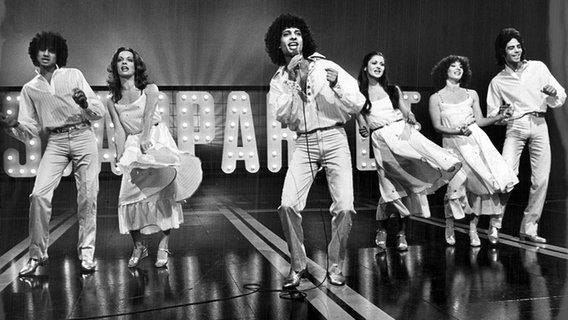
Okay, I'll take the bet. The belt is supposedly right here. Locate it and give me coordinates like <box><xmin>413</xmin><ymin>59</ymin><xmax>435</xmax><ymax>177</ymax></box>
<box><xmin>526</xmin><ymin>111</ymin><xmax>546</xmax><ymax>118</ymax></box>
<box><xmin>507</xmin><ymin>111</ymin><xmax>546</xmax><ymax>122</ymax></box>
<box><xmin>51</xmin><ymin>121</ymin><xmax>91</xmax><ymax>134</ymax></box>
<box><xmin>299</xmin><ymin>123</ymin><xmax>342</xmax><ymax>135</ymax></box>
<box><xmin>370</xmin><ymin>118</ymin><xmax>404</xmax><ymax>134</ymax></box>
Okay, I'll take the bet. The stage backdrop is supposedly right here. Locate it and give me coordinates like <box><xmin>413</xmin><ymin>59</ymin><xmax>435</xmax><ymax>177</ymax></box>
<box><xmin>0</xmin><ymin>0</ymin><xmax>566</xmax><ymax>197</ymax></box>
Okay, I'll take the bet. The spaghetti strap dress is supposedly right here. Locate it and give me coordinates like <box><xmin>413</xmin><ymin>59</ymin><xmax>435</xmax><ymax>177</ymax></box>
<box><xmin>438</xmin><ymin>91</ymin><xmax>518</xmax><ymax>218</ymax></box>
<box><xmin>366</xmin><ymin>96</ymin><xmax>461</xmax><ymax>219</ymax></box>
<box><xmin>115</xmin><ymin>92</ymin><xmax>202</xmax><ymax>234</ymax></box>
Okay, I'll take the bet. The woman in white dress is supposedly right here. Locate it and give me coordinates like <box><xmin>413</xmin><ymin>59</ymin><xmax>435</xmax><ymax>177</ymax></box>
<box><xmin>356</xmin><ymin>51</ymin><xmax>461</xmax><ymax>251</ymax></box>
<box><xmin>106</xmin><ymin>47</ymin><xmax>202</xmax><ymax>268</ymax></box>
<box><xmin>429</xmin><ymin>55</ymin><xmax>517</xmax><ymax>246</ymax></box>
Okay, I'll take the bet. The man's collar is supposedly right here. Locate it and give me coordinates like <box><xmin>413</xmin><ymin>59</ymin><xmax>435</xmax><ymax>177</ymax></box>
<box><xmin>35</xmin><ymin>64</ymin><xmax>60</xmax><ymax>76</ymax></box>
<box><xmin>307</xmin><ymin>52</ymin><xmax>326</xmax><ymax>60</ymax></box>
<box><xmin>504</xmin><ymin>60</ymin><xmax>528</xmax><ymax>73</ymax></box>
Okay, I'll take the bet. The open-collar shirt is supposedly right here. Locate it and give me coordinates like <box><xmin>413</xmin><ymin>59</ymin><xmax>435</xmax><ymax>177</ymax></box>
<box><xmin>268</xmin><ymin>53</ymin><xmax>364</xmax><ymax>133</ymax></box>
<box><xmin>487</xmin><ymin>60</ymin><xmax>566</xmax><ymax>117</ymax></box>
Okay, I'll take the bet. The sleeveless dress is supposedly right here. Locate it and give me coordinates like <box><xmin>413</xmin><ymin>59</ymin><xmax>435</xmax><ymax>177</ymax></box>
<box><xmin>366</xmin><ymin>96</ymin><xmax>461</xmax><ymax>219</ymax></box>
<box><xmin>115</xmin><ymin>93</ymin><xmax>202</xmax><ymax>234</ymax></box>
<box><xmin>438</xmin><ymin>91</ymin><xmax>518</xmax><ymax>219</ymax></box>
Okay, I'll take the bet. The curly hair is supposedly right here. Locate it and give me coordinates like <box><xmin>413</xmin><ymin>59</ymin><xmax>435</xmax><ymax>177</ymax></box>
<box><xmin>264</xmin><ymin>13</ymin><xmax>317</xmax><ymax>66</ymax></box>
<box><xmin>107</xmin><ymin>47</ymin><xmax>150</xmax><ymax>103</ymax></box>
<box><xmin>28</xmin><ymin>31</ymin><xmax>68</xmax><ymax>67</ymax></box>
<box><xmin>494</xmin><ymin>28</ymin><xmax>525</xmax><ymax>66</ymax></box>
<box><xmin>357</xmin><ymin>51</ymin><xmax>400</xmax><ymax>114</ymax></box>
<box><xmin>430</xmin><ymin>55</ymin><xmax>472</xmax><ymax>90</ymax></box>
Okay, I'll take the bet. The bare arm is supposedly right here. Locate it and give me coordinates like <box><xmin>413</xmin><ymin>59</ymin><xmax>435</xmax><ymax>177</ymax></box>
<box><xmin>356</xmin><ymin>113</ymin><xmax>369</xmax><ymax>137</ymax></box>
<box><xmin>105</xmin><ymin>98</ymin><xmax>126</xmax><ymax>160</ymax></box>
<box><xmin>139</xmin><ymin>84</ymin><xmax>159</xmax><ymax>154</ymax></box>
<box><xmin>428</xmin><ymin>94</ymin><xmax>466</xmax><ymax>136</ymax></box>
<box><xmin>470</xmin><ymin>90</ymin><xmax>506</xmax><ymax>127</ymax></box>
<box><xmin>396</xmin><ymin>87</ymin><xmax>417</xmax><ymax>124</ymax></box>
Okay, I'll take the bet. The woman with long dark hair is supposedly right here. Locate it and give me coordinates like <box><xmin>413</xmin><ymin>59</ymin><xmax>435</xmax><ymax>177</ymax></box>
<box><xmin>356</xmin><ymin>51</ymin><xmax>460</xmax><ymax>251</ymax></box>
<box><xmin>106</xmin><ymin>47</ymin><xmax>201</xmax><ymax>268</ymax></box>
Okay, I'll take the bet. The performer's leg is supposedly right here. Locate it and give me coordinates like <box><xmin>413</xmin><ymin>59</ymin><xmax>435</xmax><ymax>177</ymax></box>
<box><xmin>396</xmin><ymin>215</ymin><xmax>409</xmax><ymax>251</ymax></box>
<box><xmin>521</xmin><ymin>120</ymin><xmax>550</xmax><ymax>238</ymax></box>
<box><xmin>28</xmin><ymin>135</ymin><xmax>72</xmax><ymax>261</ymax></box>
<box><xmin>469</xmin><ymin>215</ymin><xmax>480</xmax><ymax>247</ymax></box>
<box><xmin>323</xmin><ymin>130</ymin><xmax>354</xmax><ymax>280</ymax></box>
<box><xmin>497</xmin><ymin>124</ymin><xmax>526</xmax><ymax>230</ymax></box>
<box><xmin>71</xmin><ymin>129</ymin><xmax>99</xmax><ymax>263</ymax></box>
<box><xmin>278</xmin><ymin>135</ymin><xmax>318</xmax><ymax>273</ymax></box>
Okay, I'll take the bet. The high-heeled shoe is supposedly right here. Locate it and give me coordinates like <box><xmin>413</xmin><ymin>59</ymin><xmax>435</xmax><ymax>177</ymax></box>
<box><xmin>128</xmin><ymin>245</ymin><xmax>148</xmax><ymax>268</ymax></box>
<box><xmin>488</xmin><ymin>226</ymin><xmax>499</xmax><ymax>245</ymax></box>
<box><xmin>469</xmin><ymin>231</ymin><xmax>480</xmax><ymax>247</ymax></box>
<box><xmin>154</xmin><ymin>248</ymin><xmax>171</xmax><ymax>268</ymax></box>
<box><xmin>375</xmin><ymin>229</ymin><xmax>387</xmax><ymax>250</ymax></box>
<box><xmin>396</xmin><ymin>233</ymin><xmax>408</xmax><ymax>251</ymax></box>
<box><xmin>445</xmin><ymin>218</ymin><xmax>455</xmax><ymax>246</ymax></box>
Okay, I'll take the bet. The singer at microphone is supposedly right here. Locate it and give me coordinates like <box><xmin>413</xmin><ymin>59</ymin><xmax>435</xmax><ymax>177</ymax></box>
<box><xmin>265</xmin><ymin>13</ymin><xmax>366</xmax><ymax>288</ymax></box>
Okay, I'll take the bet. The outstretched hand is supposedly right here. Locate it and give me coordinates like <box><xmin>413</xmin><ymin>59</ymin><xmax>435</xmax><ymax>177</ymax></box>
<box><xmin>0</xmin><ymin>111</ymin><xmax>18</xmax><ymax>128</ymax></box>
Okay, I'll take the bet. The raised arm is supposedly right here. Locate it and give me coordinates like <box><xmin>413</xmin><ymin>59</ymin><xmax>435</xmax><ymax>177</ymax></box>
<box><xmin>268</xmin><ymin>70</ymin><xmax>303</xmax><ymax>131</ymax></box>
<box><xmin>541</xmin><ymin>62</ymin><xmax>566</xmax><ymax>108</ymax></box>
<box><xmin>325</xmin><ymin>62</ymin><xmax>365</xmax><ymax>114</ymax></box>
<box><xmin>74</xmin><ymin>70</ymin><xmax>105</xmax><ymax>120</ymax></box>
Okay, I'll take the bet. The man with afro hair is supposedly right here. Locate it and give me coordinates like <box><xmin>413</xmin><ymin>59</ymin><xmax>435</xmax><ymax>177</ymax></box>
<box><xmin>1</xmin><ymin>31</ymin><xmax>105</xmax><ymax>275</ymax></box>
<box><xmin>265</xmin><ymin>14</ymin><xmax>365</xmax><ymax>288</ymax></box>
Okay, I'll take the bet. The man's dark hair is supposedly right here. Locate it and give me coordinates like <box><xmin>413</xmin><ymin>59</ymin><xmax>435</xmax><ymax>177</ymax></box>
<box><xmin>28</xmin><ymin>31</ymin><xmax>68</xmax><ymax>67</ymax></box>
<box><xmin>264</xmin><ymin>13</ymin><xmax>317</xmax><ymax>66</ymax></box>
<box><xmin>494</xmin><ymin>28</ymin><xmax>526</xmax><ymax>66</ymax></box>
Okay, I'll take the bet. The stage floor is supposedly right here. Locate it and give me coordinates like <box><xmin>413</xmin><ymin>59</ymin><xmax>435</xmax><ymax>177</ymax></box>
<box><xmin>1</xmin><ymin>173</ymin><xmax>567</xmax><ymax>320</ymax></box>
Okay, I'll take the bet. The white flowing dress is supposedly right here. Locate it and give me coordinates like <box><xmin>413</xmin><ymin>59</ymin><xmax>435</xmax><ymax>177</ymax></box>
<box><xmin>366</xmin><ymin>96</ymin><xmax>461</xmax><ymax>220</ymax></box>
<box><xmin>115</xmin><ymin>93</ymin><xmax>202</xmax><ymax>234</ymax></box>
<box><xmin>438</xmin><ymin>92</ymin><xmax>518</xmax><ymax>218</ymax></box>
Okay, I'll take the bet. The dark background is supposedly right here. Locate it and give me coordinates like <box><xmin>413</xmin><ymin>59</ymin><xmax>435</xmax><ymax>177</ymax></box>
<box><xmin>1</xmin><ymin>0</ymin><xmax>567</xmax><ymax>243</ymax></box>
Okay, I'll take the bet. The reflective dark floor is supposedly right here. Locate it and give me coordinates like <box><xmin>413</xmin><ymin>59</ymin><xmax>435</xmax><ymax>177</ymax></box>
<box><xmin>1</xmin><ymin>172</ymin><xmax>568</xmax><ymax>320</ymax></box>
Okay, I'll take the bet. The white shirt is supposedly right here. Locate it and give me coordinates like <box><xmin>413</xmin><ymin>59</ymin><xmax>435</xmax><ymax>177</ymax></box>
<box><xmin>11</xmin><ymin>67</ymin><xmax>104</xmax><ymax>141</ymax></box>
<box><xmin>268</xmin><ymin>53</ymin><xmax>364</xmax><ymax>133</ymax></box>
<box><xmin>487</xmin><ymin>60</ymin><xmax>566</xmax><ymax>117</ymax></box>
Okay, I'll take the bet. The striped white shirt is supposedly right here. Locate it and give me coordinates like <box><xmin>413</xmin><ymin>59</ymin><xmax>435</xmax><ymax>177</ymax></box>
<box><xmin>268</xmin><ymin>53</ymin><xmax>364</xmax><ymax>133</ymax></box>
<box><xmin>11</xmin><ymin>67</ymin><xmax>104</xmax><ymax>141</ymax></box>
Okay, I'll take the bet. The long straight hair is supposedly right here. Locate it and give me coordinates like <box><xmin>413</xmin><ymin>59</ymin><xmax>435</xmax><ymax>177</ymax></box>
<box><xmin>357</xmin><ymin>51</ymin><xmax>399</xmax><ymax>115</ymax></box>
